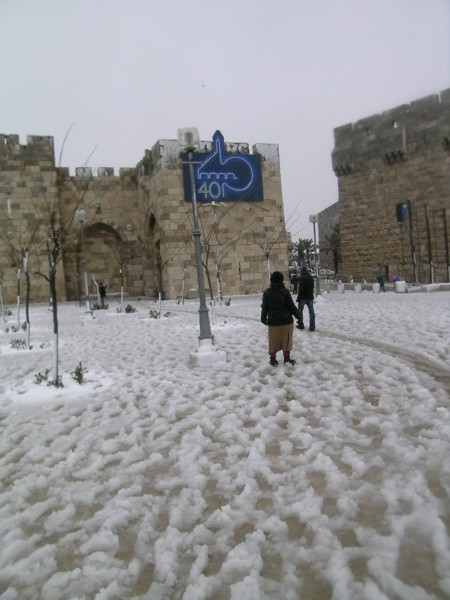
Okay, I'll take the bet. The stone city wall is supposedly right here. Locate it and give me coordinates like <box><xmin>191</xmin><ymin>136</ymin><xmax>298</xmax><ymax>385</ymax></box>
<box><xmin>0</xmin><ymin>133</ymin><xmax>289</xmax><ymax>305</ymax></box>
<box><xmin>332</xmin><ymin>89</ymin><xmax>450</xmax><ymax>284</ymax></box>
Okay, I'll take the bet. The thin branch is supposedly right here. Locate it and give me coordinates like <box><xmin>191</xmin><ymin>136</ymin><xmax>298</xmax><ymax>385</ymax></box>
<box><xmin>58</xmin><ymin>124</ymin><xmax>74</xmax><ymax>168</ymax></box>
<box><xmin>82</xmin><ymin>147</ymin><xmax>98</xmax><ymax>169</ymax></box>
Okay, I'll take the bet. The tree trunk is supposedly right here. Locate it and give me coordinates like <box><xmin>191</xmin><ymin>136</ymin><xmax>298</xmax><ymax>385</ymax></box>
<box><xmin>0</xmin><ymin>282</ymin><xmax>5</xmax><ymax>322</ymax></box>
<box><xmin>25</xmin><ymin>268</ymin><xmax>31</xmax><ymax>349</ymax></box>
<box><xmin>16</xmin><ymin>268</ymin><xmax>21</xmax><ymax>330</ymax></box>
<box><xmin>203</xmin><ymin>260</ymin><xmax>214</xmax><ymax>301</ymax></box>
<box><xmin>49</xmin><ymin>268</ymin><xmax>59</xmax><ymax>382</ymax></box>
<box><xmin>119</xmin><ymin>267</ymin><xmax>124</xmax><ymax>311</ymax></box>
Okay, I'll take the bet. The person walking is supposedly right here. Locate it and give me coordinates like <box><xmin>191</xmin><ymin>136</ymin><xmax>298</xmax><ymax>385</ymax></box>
<box><xmin>376</xmin><ymin>273</ymin><xmax>385</xmax><ymax>292</ymax></box>
<box><xmin>99</xmin><ymin>282</ymin><xmax>107</xmax><ymax>307</ymax></box>
<box><xmin>261</xmin><ymin>271</ymin><xmax>300</xmax><ymax>366</ymax></box>
<box><xmin>296</xmin><ymin>266</ymin><xmax>316</xmax><ymax>331</ymax></box>
<box><xmin>291</xmin><ymin>270</ymin><xmax>300</xmax><ymax>294</ymax></box>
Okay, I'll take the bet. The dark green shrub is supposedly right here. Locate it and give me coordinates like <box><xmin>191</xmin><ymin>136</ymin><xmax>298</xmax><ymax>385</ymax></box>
<box><xmin>71</xmin><ymin>362</ymin><xmax>88</xmax><ymax>384</ymax></box>
<box><xmin>10</xmin><ymin>338</ymin><xmax>26</xmax><ymax>350</ymax></box>
<box><xmin>35</xmin><ymin>369</ymin><xmax>50</xmax><ymax>384</ymax></box>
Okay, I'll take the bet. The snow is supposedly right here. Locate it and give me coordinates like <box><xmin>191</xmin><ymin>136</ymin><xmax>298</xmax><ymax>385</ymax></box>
<box><xmin>0</xmin><ymin>290</ymin><xmax>449</xmax><ymax>599</ymax></box>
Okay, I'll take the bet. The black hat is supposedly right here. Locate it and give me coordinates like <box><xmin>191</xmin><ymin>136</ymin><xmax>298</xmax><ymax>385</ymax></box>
<box><xmin>270</xmin><ymin>271</ymin><xmax>284</xmax><ymax>283</ymax></box>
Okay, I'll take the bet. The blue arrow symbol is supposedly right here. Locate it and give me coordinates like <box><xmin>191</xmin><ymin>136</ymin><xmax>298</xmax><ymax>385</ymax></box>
<box><xmin>197</xmin><ymin>131</ymin><xmax>254</xmax><ymax>194</ymax></box>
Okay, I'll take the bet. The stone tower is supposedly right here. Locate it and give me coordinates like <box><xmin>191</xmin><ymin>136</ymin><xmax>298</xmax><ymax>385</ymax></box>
<box><xmin>332</xmin><ymin>89</ymin><xmax>450</xmax><ymax>284</ymax></box>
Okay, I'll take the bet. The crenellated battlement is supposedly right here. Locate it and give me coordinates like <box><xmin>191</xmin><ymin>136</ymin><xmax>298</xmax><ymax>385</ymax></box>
<box><xmin>136</xmin><ymin>137</ymin><xmax>279</xmax><ymax>177</ymax></box>
<box><xmin>70</xmin><ymin>166</ymin><xmax>135</xmax><ymax>179</ymax></box>
<box><xmin>332</xmin><ymin>88</ymin><xmax>450</xmax><ymax>175</ymax></box>
<box><xmin>0</xmin><ymin>134</ymin><xmax>138</xmax><ymax>179</ymax></box>
<box><xmin>0</xmin><ymin>134</ymin><xmax>55</xmax><ymax>170</ymax></box>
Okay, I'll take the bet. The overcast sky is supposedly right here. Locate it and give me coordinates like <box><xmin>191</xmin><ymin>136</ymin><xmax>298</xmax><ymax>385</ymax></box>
<box><xmin>1</xmin><ymin>0</ymin><xmax>449</xmax><ymax>239</ymax></box>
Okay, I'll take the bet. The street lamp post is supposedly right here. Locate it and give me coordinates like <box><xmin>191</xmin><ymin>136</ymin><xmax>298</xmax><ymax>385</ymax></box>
<box><xmin>309</xmin><ymin>214</ymin><xmax>321</xmax><ymax>296</ymax></box>
<box><xmin>178</xmin><ymin>128</ymin><xmax>226</xmax><ymax>366</ymax></box>
<box><xmin>76</xmin><ymin>209</ymin><xmax>92</xmax><ymax>313</ymax></box>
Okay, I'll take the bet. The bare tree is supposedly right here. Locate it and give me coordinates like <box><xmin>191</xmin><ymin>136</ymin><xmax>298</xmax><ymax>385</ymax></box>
<box><xmin>34</xmin><ymin>203</ymin><xmax>77</xmax><ymax>383</ymax></box>
<box><xmin>155</xmin><ymin>235</ymin><xmax>187</xmax><ymax>299</ymax></box>
<box><xmin>171</xmin><ymin>201</ymin><xmax>247</xmax><ymax>301</ymax></box>
<box><xmin>110</xmin><ymin>238</ymin><xmax>145</xmax><ymax>310</ymax></box>
<box><xmin>199</xmin><ymin>203</ymin><xmax>257</xmax><ymax>301</ymax></box>
<box><xmin>245</xmin><ymin>225</ymin><xmax>288</xmax><ymax>281</ymax></box>
<box><xmin>0</xmin><ymin>194</ymin><xmax>41</xmax><ymax>347</ymax></box>
<box><xmin>244</xmin><ymin>207</ymin><xmax>301</xmax><ymax>281</ymax></box>
<box><xmin>32</xmin><ymin>172</ymin><xmax>97</xmax><ymax>384</ymax></box>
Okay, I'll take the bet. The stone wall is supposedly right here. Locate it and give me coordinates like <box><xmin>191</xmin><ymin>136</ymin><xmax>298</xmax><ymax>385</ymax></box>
<box><xmin>57</xmin><ymin>167</ymin><xmax>141</xmax><ymax>301</ymax></box>
<box><xmin>0</xmin><ymin>135</ymin><xmax>66</xmax><ymax>303</ymax></box>
<box><xmin>0</xmin><ymin>133</ymin><xmax>289</xmax><ymax>304</ymax></box>
<box><xmin>332</xmin><ymin>89</ymin><xmax>450</xmax><ymax>284</ymax></box>
<box><xmin>136</xmin><ymin>139</ymin><xmax>289</xmax><ymax>300</ymax></box>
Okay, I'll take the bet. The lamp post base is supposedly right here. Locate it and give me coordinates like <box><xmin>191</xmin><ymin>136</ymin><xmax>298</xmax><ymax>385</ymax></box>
<box><xmin>189</xmin><ymin>339</ymin><xmax>227</xmax><ymax>366</ymax></box>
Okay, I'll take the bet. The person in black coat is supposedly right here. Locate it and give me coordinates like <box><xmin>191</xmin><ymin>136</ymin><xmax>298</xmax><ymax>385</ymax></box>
<box><xmin>296</xmin><ymin>266</ymin><xmax>315</xmax><ymax>331</ymax></box>
<box><xmin>261</xmin><ymin>271</ymin><xmax>300</xmax><ymax>366</ymax></box>
<box><xmin>376</xmin><ymin>273</ymin><xmax>385</xmax><ymax>292</ymax></box>
<box><xmin>99</xmin><ymin>282</ymin><xmax>107</xmax><ymax>307</ymax></box>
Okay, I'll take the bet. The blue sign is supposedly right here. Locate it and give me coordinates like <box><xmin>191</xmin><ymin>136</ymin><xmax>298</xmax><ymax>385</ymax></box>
<box><xmin>182</xmin><ymin>130</ymin><xmax>263</xmax><ymax>203</ymax></box>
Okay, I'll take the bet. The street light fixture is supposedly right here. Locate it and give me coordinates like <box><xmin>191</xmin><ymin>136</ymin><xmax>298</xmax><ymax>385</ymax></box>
<box><xmin>178</xmin><ymin>128</ymin><xmax>226</xmax><ymax>366</ymax></box>
<box><xmin>76</xmin><ymin>209</ymin><xmax>92</xmax><ymax>313</ymax></box>
<box><xmin>309</xmin><ymin>214</ymin><xmax>321</xmax><ymax>296</ymax></box>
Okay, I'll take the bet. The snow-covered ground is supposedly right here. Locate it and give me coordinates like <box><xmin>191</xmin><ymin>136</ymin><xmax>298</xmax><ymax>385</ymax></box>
<box><xmin>0</xmin><ymin>289</ymin><xmax>449</xmax><ymax>600</ymax></box>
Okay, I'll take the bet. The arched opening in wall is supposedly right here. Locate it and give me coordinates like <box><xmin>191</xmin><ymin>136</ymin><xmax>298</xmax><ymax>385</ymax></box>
<box><xmin>79</xmin><ymin>223</ymin><xmax>127</xmax><ymax>300</ymax></box>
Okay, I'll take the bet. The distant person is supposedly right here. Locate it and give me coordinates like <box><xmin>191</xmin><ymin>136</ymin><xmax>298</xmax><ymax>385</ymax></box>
<box><xmin>291</xmin><ymin>271</ymin><xmax>300</xmax><ymax>294</ymax></box>
<box><xmin>99</xmin><ymin>282</ymin><xmax>107</xmax><ymax>307</ymax></box>
<box><xmin>392</xmin><ymin>274</ymin><xmax>400</xmax><ymax>283</ymax></box>
<box><xmin>296</xmin><ymin>266</ymin><xmax>316</xmax><ymax>331</ymax></box>
<box><xmin>376</xmin><ymin>274</ymin><xmax>385</xmax><ymax>292</ymax></box>
<box><xmin>261</xmin><ymin>271</ymin><xmax>300</xmax><ymax>366</ymax></box>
